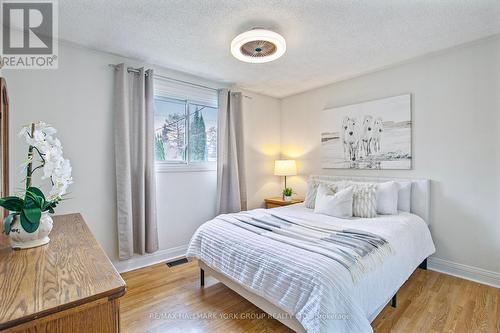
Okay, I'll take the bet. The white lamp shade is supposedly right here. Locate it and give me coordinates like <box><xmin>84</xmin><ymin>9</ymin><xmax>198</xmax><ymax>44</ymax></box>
<box><xmin>274</xmin><ymin>160</ymin><xmax>297</xmax><ymax>176</ymax></box>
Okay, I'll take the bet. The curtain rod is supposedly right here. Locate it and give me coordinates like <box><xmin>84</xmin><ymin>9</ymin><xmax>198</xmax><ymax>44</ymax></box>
<box><xmin>108</xmin><ymin>64</ymin><xmax>253</xmax><ymax>99</ymax></box>
<box><xmin>108</xmin><ymin>64</ymin><xmax>219</xmax><ymax>92</ymax></box>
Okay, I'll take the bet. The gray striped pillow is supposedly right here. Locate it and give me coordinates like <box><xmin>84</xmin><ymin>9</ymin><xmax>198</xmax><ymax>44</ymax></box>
<box><xmin>348</xmin><ymin>182</ymin><xmax>378</xmax><ymax>218</ymax></box>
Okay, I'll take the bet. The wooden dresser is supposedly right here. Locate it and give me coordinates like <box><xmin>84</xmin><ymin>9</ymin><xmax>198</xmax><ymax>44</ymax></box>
<box><xmin>0</xmin><ymin>213</ymin><xmax>126</xmax><ymax>332</ymax></box>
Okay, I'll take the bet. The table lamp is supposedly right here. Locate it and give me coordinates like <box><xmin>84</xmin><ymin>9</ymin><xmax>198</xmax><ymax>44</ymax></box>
<box><xmin>274</xmin><ymin>160</ymin><xmax>297</xmax><ymax>197</ymax></box>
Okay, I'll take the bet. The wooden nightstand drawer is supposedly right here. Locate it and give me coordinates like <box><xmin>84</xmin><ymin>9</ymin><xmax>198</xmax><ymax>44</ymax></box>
<box><xmin>266</xmin><ymin>203</ymin><xmax>282</xmax><ymax>209</ymax></box>
<box><xmin>264</xmin><ymin>197</ymin><xmax>304</xmax><ymax>209</ymax></box>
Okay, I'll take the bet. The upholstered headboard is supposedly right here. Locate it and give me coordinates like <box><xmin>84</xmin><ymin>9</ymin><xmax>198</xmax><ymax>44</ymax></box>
<box><xmin>309</xmin><ymin>175</ymin><xmax>431</xmax><ymax>224</ymax></box>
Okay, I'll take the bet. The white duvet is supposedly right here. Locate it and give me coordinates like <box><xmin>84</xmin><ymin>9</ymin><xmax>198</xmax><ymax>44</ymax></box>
<box><xmin>187</xmin><ymin>204</ymin><xmax>435</xmax><ymax>333</ymax></box>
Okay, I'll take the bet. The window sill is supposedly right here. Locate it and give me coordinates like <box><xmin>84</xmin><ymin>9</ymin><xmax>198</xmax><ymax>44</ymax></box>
<box><xmin>155</xmin><ymin>162</ymin><xmax>217</xmax><ymax>173</ymax></box>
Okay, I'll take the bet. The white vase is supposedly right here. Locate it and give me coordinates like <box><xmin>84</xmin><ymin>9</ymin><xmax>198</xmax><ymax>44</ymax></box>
<box><xmin>9</xmin><ymin>212</ymin><xmax>53</xmax><ymax>249</ymax></box>
<box><xmin>284</xmin><ymin>195</ymin><xmax>292</xmax><ymax>202</ymax></box>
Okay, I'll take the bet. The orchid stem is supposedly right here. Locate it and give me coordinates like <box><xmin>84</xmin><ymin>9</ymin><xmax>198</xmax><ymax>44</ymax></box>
<box><xmin>25</xmin><ymin>123</ymin><xmax>35</xmax><ymax>190</ymax></box>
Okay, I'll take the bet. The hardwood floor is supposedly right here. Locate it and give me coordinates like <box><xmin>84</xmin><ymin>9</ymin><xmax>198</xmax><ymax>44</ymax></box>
<box><xmin>120</xmin><ymin>260</ymin><xmax>499</xmax><ymax>333</ymax></box>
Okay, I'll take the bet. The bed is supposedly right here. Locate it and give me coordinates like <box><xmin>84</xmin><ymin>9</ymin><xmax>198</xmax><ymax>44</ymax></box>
<box><xmin>187</xmin><ymin>176</ymin><xmax>435</xmax><ymax>333</ymax></box>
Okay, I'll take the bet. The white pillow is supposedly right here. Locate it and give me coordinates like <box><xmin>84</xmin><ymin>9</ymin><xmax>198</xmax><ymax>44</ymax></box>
<box><xmin>314</xmin><ymin>184</ymin><xmax>353</xmax><ymax>218</ymax></box>
<box><xmin>397</xmin><ymin>181</ymin><xmax>412</xmax><ymax>212</ymax></box>
<box><xmin>376</xmin><ymin>181</ymin><xmax>399</xmax><ymax>215</ymax></box>
<box><xmin>304</xmin><ymin>180</ymin><xmax>345</xmax><ymax>209</ymax></box>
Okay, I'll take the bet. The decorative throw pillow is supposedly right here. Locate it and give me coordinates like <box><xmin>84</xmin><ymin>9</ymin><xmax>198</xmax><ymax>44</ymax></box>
<box><xmin>304</xmin><ymin>180</ymin><xmax>319</xmax><ymax>208</ymax></box>
<box><xmin>304</xmin><ymin>180</ymin><xmax>345</xmax><ymax>209</ymax></box>
<box><xmin>396</xmin><ymin>181</ymin><xmax>412</xmax><ymax>212</ymax></box>
<box><xmin>376</xmin><ymin>181</ymin><xmax>399</xmax><ymax>215</ymax></box>
<box><xmin>348</xmin><ymin>182</ymin><xmax>378</xmax><ymax>218</ymax></box>
<box><xmin>314</xmin><ymin>184</ymin><xmax>353</xmax><ymax>218</ymax></box>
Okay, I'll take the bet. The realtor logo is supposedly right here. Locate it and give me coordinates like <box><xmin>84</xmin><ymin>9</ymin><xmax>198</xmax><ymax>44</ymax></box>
<box><xmin>1</xmin><ymin>0</ymin><xmax>58</xmax><ymax>69</ymax></box>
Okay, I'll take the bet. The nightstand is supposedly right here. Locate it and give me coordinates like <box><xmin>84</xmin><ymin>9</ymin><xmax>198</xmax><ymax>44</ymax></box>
<box><xmin>264</xmin><ymin>197</ymin><xmax>304</xmax><ymax>209</ymax></box>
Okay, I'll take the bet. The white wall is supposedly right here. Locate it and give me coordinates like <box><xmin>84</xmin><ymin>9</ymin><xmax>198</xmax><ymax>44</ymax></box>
<box><xmin>280</xmin><ymin>36</ymin><xmax>500</xmax><ymax>275</ymax></box>
<box><xmin>3</xmin><ymin>42</ymin><xmax>224</xmax><ymax>263</ymax></box>
<box><xmin>240</xmin><ymin>89</ymin><xmax>282</xmax><ymax>209</ymax></box>
<box><xmin>155</xmin><ymin>171</ymin><xmax>217</xmax><ymax>249</ymax></box>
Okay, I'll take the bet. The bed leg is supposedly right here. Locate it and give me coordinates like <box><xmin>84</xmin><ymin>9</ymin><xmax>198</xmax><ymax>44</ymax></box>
<box><xmin>391</xmin><ymin>293</ymin><xmax>397</xmax><ymax>308</ymax></box>
<box><xmin>419</xmin><ymin>258</ymin><xmax>428</xmax><ymax>270</ymax></box>
<box><xmin>200</xmin><ymin>268</ymin><xmax>205</xmax><ymax>287</ymax></box>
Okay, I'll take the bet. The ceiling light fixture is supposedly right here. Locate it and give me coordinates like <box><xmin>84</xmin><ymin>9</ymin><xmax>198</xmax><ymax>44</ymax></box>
<box><xmin>231</xmin><ymin>28</ymin><xmax>286</xmax><ymax>63</ymax></box>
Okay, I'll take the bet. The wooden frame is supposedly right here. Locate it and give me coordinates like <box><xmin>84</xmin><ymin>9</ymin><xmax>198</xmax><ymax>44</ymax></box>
<box><xmin>0</xmin><ymin>77</ymin><xmax>8</xmax><ymax>248</ymax></box>
<box><xmin>0</xmin><ymin>77</ymin><xmax>9</xmax><ymax>219</ymax></box>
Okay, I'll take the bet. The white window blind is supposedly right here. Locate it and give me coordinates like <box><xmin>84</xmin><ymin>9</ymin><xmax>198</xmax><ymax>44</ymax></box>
<box><xmin>154</xmin><ymin>77</ymin><xmax>218</xmax><ymax>108</ymax></box>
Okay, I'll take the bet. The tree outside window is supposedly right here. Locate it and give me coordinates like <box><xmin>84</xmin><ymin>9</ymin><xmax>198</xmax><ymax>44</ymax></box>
<box><xmin>154</xmin><ymin>97</ymin><xmax>217</xmax><ymax>164</ymax></box>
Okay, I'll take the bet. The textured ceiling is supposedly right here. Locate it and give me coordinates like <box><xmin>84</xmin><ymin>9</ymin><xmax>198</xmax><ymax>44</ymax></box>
<box><xmin>59</xmin><ymin>0</ymin><xmax>500</xmax><ymax>98</ymax></box>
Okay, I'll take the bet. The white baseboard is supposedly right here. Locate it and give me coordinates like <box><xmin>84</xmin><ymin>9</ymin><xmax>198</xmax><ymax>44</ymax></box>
<box><xmin>428</xmin><ymin>257</ymin><xmax>500</xmax><ymax>288</ymax></box>
<box><xmin>113</xmin><ymin>244</ymin><xmax>188</xmax><ymax>273</ymax></box>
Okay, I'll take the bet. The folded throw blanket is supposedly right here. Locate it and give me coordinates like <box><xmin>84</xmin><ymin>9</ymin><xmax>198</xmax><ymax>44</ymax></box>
<box><xmin>218</xmin><ymin>211</ymin><xmax>392</xmax><ymax>282</ymax></box>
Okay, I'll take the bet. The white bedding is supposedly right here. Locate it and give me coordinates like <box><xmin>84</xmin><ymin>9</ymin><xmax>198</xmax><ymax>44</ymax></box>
<box><xmin>187</xmin><ymin>204</ymin><xmax>435</xmax><ymax>333</ymax></box>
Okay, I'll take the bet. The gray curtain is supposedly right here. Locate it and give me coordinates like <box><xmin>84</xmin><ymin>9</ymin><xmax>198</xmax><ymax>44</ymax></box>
<box><xmin>216</xmin><ymin>90</ymin><xmax>247</xmax><ymax>214</ymax></box>
<box><xmin>114</xmin><ymin>63</ymin><xmax>158</xmax><ymax>260</ymax></box>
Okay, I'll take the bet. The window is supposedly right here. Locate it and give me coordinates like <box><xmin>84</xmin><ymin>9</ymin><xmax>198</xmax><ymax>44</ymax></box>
<box><xmin>188</xmin><ymin>103</ymin><xmax>218</xmax><ymax>163</ymax></box>
<box><xmin>154</xmin><ymin>97</ymin><xmax>187</xmax><ymax>162</ymax></box>
<box><xmin>153</xmin><ymin>78</ymin><xmax>218</xmax><ymax>171</ymax></box>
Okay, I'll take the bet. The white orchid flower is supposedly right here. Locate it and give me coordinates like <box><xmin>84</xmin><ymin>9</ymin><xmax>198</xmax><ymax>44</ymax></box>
<box><xmin>20</xmin><ymin>122</ymin><xmax>72</xmax><ymax>205</ymax></box>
